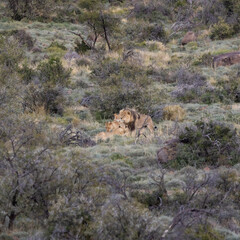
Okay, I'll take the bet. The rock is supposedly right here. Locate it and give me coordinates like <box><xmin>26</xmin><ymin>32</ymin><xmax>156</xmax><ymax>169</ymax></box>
<box><xmin>157</xmin><ymin>138</ymin><xmax>179</xmax><ymax>163</ymax></box>
<box><xmin>157</xmin><ymin>147</ymin><xmax>169</xmax><ymax>163</ymax></box>
<box><xmin>181</xmin><ymin>31</ymin><xmax>197</xmax><ymax>45</ymax></box>
<box><xmin>213</xmin><ymin>51</ymin><xmax>240</xmax><ymax>68</ymax></box>
<box><xmin>32</xmin><ymin>46</ymin><xmax>42</xmax><ymax>53</ymax></box>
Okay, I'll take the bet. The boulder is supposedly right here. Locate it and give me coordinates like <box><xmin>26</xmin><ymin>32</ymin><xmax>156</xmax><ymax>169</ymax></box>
<box><xmin>213</xmin><ymin>51</ymin><xmax>240</xmax><ymax>68</ymax></box>
<box><xmin>181</xmin><ymin>31</ymin><xmax>197</xmax><ymax>45</ymax></box>
<box><xmin>157</xmin><ymin>138</ymin><xmax>179</xmax><ymax>163</ymax></box>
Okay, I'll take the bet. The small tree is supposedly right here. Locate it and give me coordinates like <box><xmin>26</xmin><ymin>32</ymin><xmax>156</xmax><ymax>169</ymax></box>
<box><xmin>0</xmin><ymin>115</ymin><xmax>60</xmax><ymax>229</ymax></box>
<box><xmin>75</xmin><ymin>0</ymin><xmax>121</xmax><ymax>50</ymax></box>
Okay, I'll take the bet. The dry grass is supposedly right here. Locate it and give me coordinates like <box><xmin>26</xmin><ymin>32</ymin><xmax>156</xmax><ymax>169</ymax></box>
<box><xmin>163</xmin><ymin>105</ymin><xmax>186</xmax><ymax>122</ymax></box>
<box><xmin>133</xmin><ymin>49</ymin><xmax>170</xmax><ymax>69</ymax></box>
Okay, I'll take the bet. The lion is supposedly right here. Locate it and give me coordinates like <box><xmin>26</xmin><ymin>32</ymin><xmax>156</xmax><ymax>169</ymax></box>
<box><xmin>105</xmin><ymin>121</ymin><xmax>125</xmax><ymax>132</ymax></box>
<box><xmin>114</xmin><ymin>108</ymin><xmax>156</xmax><ymax>137</ymax></box>
<box><xmin>95</xmin><ymin>121</ymin><xmax>130</xmax><ymax>141</ymax></box>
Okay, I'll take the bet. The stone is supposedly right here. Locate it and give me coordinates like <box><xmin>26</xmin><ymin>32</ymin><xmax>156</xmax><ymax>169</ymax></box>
<box><xmin>213</xmin><ymin>51</ymin><xmax>240</xmax><ymax>68</ymax></box>
<box><xmin>181</xmin><ymin>31</ymin><xmax>197</xmax><ymax>45</ymax></box>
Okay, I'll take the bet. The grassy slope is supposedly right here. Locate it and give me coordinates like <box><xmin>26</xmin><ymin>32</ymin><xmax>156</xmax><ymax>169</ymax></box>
<box><xmin>0</xmin><ymin>16</ymin><xmax>240</xmax><ymax>238</ymax></box>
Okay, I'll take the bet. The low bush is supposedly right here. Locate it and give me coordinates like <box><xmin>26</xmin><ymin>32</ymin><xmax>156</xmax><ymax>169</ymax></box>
<box><xmin>48</xmin><ymin>41</ymin><xmax>67</xmax><ymax>51</ymax></box>
<box><xmin>193</xmin><ymin>52</ymin><xmax>213</xmax><ymax>66</ymax></box>
<box><xmin>23</xmin><ymin>84</ymin><xmax>65</xmax><ymax>116</ymax></box>
<box><xmin>74</xmin><ymin>39</ymin><xmax>91</xmax><ymax>54</ymax></box>
<box><xmin>131</xmin><ymin>189</ymin><xmax>168</xmax><ymax>208</ymax></box>
<box><xmin>169</xmin><ymin>121</ymin><xmax>240</xmax><ymax>168</ymax></box>
<box><xmin>125</xmin><ymin>20</ymin><xmax>167</xmax><ymax>43</ymax></box>
<box><xmin>22</xmin><ymin>57</ymin><xmax>71</xmax><ymax>115</ymax></box>
<box><xmin>12</xmin><ymin>29</ymin><xmax>35</xmax><ymax>50</ymax></box>
<box><xmin>217</xmin><ymin>75</ymin><xmax>240</xmax><ymax>103</ymax></box>
<box><xmin>0</xmin><ymin>36</ymin><xmax>23</xmax><ymax>81</ymax></box>
<box><xmin>210</xmin><ymin>18</ymin><xmax>234</xmax><ymax>40</ymax></box>
<box><xmin>37</xmin><ymin>57</ymin><xmax>71</xmax><ymax>87</ymax></box>
<box><xmin>88</xmin><ymin>58</ymin><xmax>154</xmax><ymax>119</ymax></box>
<box><xmin>18</xmin><ymin>63</ymin><xmax>36</xmax><ymax>84</ymax></box>
<box><xmin>47</xmin><ymin>41</ymin><xmax>67</xmax><ymax>58</ymax></box>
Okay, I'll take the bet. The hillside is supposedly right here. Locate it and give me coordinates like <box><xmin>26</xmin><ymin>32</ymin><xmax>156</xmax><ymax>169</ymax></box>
<box><xmin>0</xmin><ymin>0</ymin><xmax>240</xmax><ymax>239</ymax></box>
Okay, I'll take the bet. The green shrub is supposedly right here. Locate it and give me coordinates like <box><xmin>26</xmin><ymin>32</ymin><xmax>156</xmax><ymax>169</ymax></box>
<box><xmin>0</xmin><ymin>36</ymin><xmax>23</xmax><ymax>82</ymax></box>
<box><xmin>18</xmin><ymin>63</ymin><xmax>36</xmax><ymax>84</ymax></box>
<box><xmin>169</xmin><ymin>121</ymin><xmax>240</xmax><ymax>169</ymax></box>
<box><xmin>74</xmin><ymin>39</ymin><xmax>91</xmax><ymax>54</ymax></box>
<box><xmin>48</xmin><ymin>41</ymin><xmax>67</xmax><ymax>50</ymax></box>
<box><xmin>217</xmin><ymin>76</ymin><xmax>240</xmax><ymax>103</ymax></box>
<box><xmin>200</xmin><ymin>90</ymin><xmax>223</xmax><ymax>104</ymax></box>
<box><xmin>88</xmin><ymin>58</ymin><xmax>154</xmax><ymax>119</ymax></box>
<box><xmin>22</xmin><ymin>57</ymin><xmax>70</xmax><ymax>115</ymax></box>
<box><xmin>47</xmin><ymin>41</ymin><xmax>67</xmax><ymax>58</ymax></box>
<box><xmin>37</xmin><ymin>57</ymin><xmax>71</xmax><ymax>87</ymax></box>
<box><xmin>193</xmin><ymin>52</ymin><xmax>213</xmax><ymax>66</ymax></box>
<box><xmin>23</xmin><ymin>85</ymin><xmax>64</xmax><ymax>115</ymax></box>
<box><xmin>210</xmin><ymin>18</ymin><xmax>234</xmax><ymax>40</ymax></box>
<box><xmin>131</xmin><ymin>189</ymin><xmax>167</xmax><ymax>208</ymax></box>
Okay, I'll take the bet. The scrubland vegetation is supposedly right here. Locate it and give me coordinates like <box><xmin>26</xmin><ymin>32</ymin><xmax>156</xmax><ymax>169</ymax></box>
<box><xmin>0</xmin><ymin>0</ymin><xmax>240</xmax><ymax>239</ymax></box>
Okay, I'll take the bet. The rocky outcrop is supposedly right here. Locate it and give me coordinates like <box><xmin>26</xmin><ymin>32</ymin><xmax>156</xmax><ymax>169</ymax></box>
<box><xmin>213</xmin><ymin>51</ymin><xmax>240</xmax><ymax>68</ymax></box>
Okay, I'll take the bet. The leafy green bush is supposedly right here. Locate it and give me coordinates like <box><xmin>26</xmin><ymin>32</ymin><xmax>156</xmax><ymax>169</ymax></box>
<box><xmin>18</xmin><ymin>63</ymin><xmax>36</xmax><ymax>84</ymax></box>
<box><xmin>48</xmin><ymin>41</ymin><xmax>67</xmax><ymax>51</ymax></box>
<box><xmin>210</xmin><ymin>18</ymin><xmax>234</xmax><ymax>40</ymax></box>
<box><xmin>74</xmin><ymin>39</ymin><xmax>91</xmax><ymax>54</ymax></box>
<box><xmin>47</xmin><ymin>41</ymin><xmax>67</xmax><ymax>58</ymax></box>
<box><xmin>193</xmin><ymin>52</ymin><xmax>213</xmax><ymax>66</ymax></box>
<box><xmin>0</xmin><ymin>36</ymin><xmax>23</xmax><ymax>81</ymax></box>
<box><xmin>37</xmin><ymin>57</ymin><xmax>71</xmax><ymax>87</ymax></box>
<box><xmin>88</xmin><ymin>58</ymin><xmax>154</xmax><ymax>119</ymax></box>
<box><xmin>169</xmin><ymin>121</ymin><xmax>240</xmax><ymax>169</ymax></box>
<box><xmin>22</xmin><ymin>57</ymin><xmax>70</xmax><ymax>115</ymax></box>
<box><xmin>217</xmin><ymin>76</ymin><xmax>240</xmax><ymax>103</ymax></box>
<box><xmin>131</xmin><ymin>189</ymin><xmax>167</xmax><ymax>208</ymax></box>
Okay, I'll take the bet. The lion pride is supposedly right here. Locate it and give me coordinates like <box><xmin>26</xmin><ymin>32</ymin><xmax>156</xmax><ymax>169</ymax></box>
<box><xmin>114</xmin><ymin>108</ymin><xmax>155</xmax><ymax>137</ymax></box>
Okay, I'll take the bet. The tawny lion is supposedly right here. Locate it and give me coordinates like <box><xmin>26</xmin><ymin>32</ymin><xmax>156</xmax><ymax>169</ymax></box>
<box><xmin>105</xmin><ymin>121</ymin><xmax>126</xmax><ymax>132</ymax></box>
<box><xmin>114</xmin><ymin>108</ymin><xmax>156</xmax><ymax>137</ymax></box>
<box><xmin>95</xmin><ymin>121</ymin><xmax>129</xmax><ymax>141</ymax></box>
